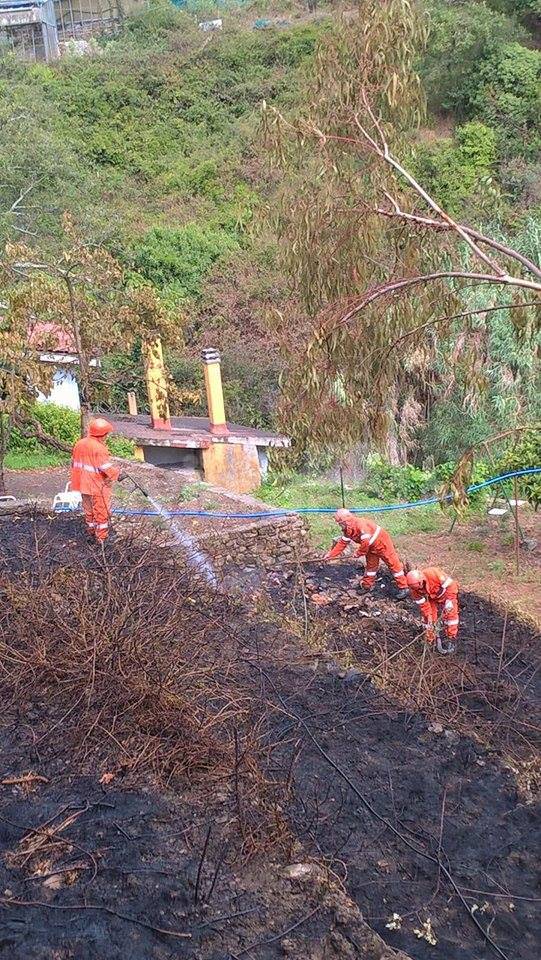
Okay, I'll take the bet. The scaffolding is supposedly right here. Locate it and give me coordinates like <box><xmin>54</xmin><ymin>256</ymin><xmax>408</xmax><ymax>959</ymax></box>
<box><xmin>0</xmin><ymin>0</ymin><xmax>145</xmax><ymax>59</ymax></box>
<box><xmin>0</xmin><ymin>0</ymin><xmax>59</xmax><ymax>60</ymax></box>
<box><xmin>53</xmin><ymin>0</ymin><xmax>122</xmax><ymax>39</ymax></box>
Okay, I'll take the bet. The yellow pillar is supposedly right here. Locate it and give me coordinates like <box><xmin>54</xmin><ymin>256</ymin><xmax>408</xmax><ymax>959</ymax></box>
<box><xmin>134</xmin><ymin>445</ymin><xmax>145</xmax><ymax>462</ymax></box>
<box><xmin>202</xmin><ymin>348</ymin><xmax>229</xmax><ymax>436</ymax></box>
<box><xmin>143</xmin><ymin>336</ymin><xmax>171</xmax><ymax>431</ymax></box>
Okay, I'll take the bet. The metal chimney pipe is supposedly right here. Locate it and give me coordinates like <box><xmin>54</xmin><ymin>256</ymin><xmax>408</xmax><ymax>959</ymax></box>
<box><xmin>201</xmin><ymin>348</ymin><xmax>229</xmax><ymax>436</ymax></box>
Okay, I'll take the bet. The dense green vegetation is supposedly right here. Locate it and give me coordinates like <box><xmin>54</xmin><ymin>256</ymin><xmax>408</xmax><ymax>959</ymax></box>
<box><xmin>0</xmin><ymin>0</ymin><xmax>539</xmax><ymax>475</ymax></box>
<box><xmin>4</xmin><ymin>404</ymin><xmax>135</xmax><ymax>469</ymax></box>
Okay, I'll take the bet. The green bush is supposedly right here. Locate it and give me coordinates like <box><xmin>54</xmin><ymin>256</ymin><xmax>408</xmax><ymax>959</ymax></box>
<box><xmin>131</xmin><ymin>225</ymin><xmax>239</xmax><ymax>300</ymax></box>
<box><xmin>412</xmin><ymin>121</ymin><xmax>499</xmax><ymax>215</ymax></box>
<box><xmin>362</xmin><ymin>458</ymin><xmax>494</xmax><ymax>506</ymax></box>
<box><xmin>496</xmin><ymin>430</ymin><xmax>541</xmax><ymax>506</ymax></box>
<box><xmin>6</xmin><ymin>404</ymin><xmax>135</xmax><ymax>464</ymax></box>
<box><xmin>363</xmin><ymin>458</ymin><xmax>432</xmax><ymax>502</ymax></box>
<box><xmin>7</xmin><ymin>404</ymin><xmax>80</xmax><ymax>452</ymax></box>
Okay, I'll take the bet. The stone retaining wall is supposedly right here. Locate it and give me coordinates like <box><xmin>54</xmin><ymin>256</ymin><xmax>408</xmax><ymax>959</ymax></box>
<box><xmin>206</xmin><ymin>512</ymin><xmax>310</xmax><ymax>570</ymax></box>
<box><xmin>1</xmin><ymin>485</ymin><xmax>312</xmax><ymax>570</ymax></box>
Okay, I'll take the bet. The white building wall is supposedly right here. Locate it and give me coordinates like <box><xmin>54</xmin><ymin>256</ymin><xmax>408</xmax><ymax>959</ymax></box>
<box><xmin>37</xmin><ymin>368</ymin><xmax>80</xmax><ymax>410</ymax></box>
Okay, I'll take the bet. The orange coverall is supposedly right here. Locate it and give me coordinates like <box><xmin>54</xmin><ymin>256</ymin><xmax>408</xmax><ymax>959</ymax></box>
<box><xmin>70</xmin><ymin>436</ymin><xmax>120</xmax><ymax>541</ymax></box>
<box><xmin>408</xmin><ymin>567</ymin><xmax>460</xmax><ymax>640</ymax></box>
<box><xmin>326</xmin><ymin>517</ymin><xmax>407</xmax><ymax>590</ymax></box>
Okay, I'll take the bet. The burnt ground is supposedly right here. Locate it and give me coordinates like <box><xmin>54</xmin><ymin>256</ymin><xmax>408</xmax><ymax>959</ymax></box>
<box><xmin>0</xmin><ymin>515</ymin><xmax>540</xmax><ymax>960</ymax></box>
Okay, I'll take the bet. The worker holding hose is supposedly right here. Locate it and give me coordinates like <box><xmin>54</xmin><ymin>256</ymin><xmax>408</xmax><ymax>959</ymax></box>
<box><xmin>406</xmin><ymin>567</ymin><xmax>459</xmax><ymax>653</ymax></box>
<box><xmin>324</xmin><ymin>509</ymin><xmax>409</xmax><ymax>599</ymax></box>
<box><xmin>70</xmin><ymin>417</ymin><xmax>124</xmax><ymax>543</ymax></box>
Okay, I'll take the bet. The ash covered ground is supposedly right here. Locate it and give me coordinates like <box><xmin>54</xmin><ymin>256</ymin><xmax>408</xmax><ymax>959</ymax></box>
<box><xmin>0</xmin><ymin>514</ymin><xmax>539</xmax><ymax>960</ymax></box>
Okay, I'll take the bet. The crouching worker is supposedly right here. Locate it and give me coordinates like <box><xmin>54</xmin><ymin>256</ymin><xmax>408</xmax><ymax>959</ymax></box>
<box><xmin>70</xmin><ymin>418</ymin><xmax>123</xmax><ymax>543</ymax></box>
<box><xmin>324</xmin><ymin>509</ymin><xmax>409</xmax><ymax>599</ymax></box>
<box><xmin>406</xmin><ymin>567</ymin><xmax>459</xmax><ymax>653</ymax></box>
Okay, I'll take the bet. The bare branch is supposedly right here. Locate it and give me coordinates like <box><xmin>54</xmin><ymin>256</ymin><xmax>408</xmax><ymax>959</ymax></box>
<box><xmin>374</xmin><ymin>205</ymin><xmax>541</xmax><ymax>281</ymax></box>
<box><xmin>334</xmin><ymin>272</ymin><xmax>541</xmax><ymax>329</ymax></box>
<box><xmin>8</xmin><ymin>180</ymin><xmax>42</xmax><ymax>215</ymax></box>
<box><xmin>358</xmin><ymin>91</ymin><xmax>507</xmax><ymax>277</ymax></box>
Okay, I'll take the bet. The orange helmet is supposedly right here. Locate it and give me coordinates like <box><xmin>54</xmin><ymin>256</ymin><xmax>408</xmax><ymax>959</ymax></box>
<box><xmin>406</xmin><ymin>569</ymin><xmax>425</xmax><ymax>589</ymax></box>
<box><xmin>88</xmin><ymin>417</ymin><xmax>113</xmax><ymax>438</ymax></box>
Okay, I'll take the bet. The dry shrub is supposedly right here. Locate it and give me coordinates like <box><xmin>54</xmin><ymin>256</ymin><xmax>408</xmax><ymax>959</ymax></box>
<box><xmin>0</xmin><ymin>526</ymin><xmax>257</xmax><ymax>785</ymax></box>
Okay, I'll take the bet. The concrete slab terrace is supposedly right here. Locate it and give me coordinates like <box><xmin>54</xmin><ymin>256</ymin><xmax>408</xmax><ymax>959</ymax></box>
<box><xmin>107</xmin><ymin>414</ymin><xmax>291</xmax><ymax>494</ymax></box>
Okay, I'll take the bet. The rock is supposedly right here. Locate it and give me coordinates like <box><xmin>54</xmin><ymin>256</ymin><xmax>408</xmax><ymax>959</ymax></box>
<box><xmin>310</xmin><ymin>592</ymin><xmax>333</xmax><ymax>606</ymax></box>
<box><xmin>428</xmin><ymin>722</ymin><xmax>444</xmax><ymax>734</ymax></box>
<box><xmin>444</xmin><ymin>729</ymin><xmax>461</xmax><ymax>745</ymax></box>
<box><xmin>280</xmin><ymin>938</ymin><xmax>296</xmax><ymax>955</ymax></box>
<box><xmin>283</xmin><ymin>863</ymin><xmax>315</xmax><ymax>881</ymax></box>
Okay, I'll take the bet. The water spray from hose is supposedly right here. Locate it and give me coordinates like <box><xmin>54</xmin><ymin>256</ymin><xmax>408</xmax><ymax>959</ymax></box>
<box><xmin>123</xmin><ymin>475</ymin><xmax>218</xmax><ymax>588</ymax></box>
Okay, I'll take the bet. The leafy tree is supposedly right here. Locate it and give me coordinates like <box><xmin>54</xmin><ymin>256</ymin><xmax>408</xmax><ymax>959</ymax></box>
<box><xmin>472</xmin><ymin>42</ymin><xmax>541</xmax><ymax>160</ymax></box>
<box><xmin>497</xmin><ymin>429</ymin><xmax>541</xmax><ymax>506</ymax></box>
<box><xmin>1</xmin><ymin>216</ymin><xmax>182</xmax><ymax>440</ymax></box>
<box><xmin>263</xmin><ymin>0</ymin><xmax>541</xmax><ymax>462</ymax></box>
<box><xmin>485</xmin><ymin>0</ymin><xmax>541</xmax><ymax>23</ymax></box>
<box><xmin>420</xmin><ymin>0</ymin><xmax>524</xmax><ymax>117</ymax></box>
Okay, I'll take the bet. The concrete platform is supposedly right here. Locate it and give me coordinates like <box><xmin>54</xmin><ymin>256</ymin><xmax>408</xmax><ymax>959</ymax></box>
<box><xmin>108</xmin><ymin>414</ymin><xmax>290</xmax><ymax>449</ymax></box>
<box><xmin>108</xmin><ymin>414</ymin><xmax>291</xmax><ymax>493</ymax></box>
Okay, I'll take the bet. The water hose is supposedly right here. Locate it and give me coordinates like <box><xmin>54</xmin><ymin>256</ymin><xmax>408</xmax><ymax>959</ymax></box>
<box><xmin>111</xmin><ymin>466</ymin><xmax>541</xmax><ymax>519</ymax></box>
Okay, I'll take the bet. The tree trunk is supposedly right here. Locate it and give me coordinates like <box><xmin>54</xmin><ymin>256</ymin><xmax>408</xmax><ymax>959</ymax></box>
<box><xmin>0</xmin><ymin>413</ymin><xmax>7</xmax><ymax>497</ymax></box>
<box><xmin>65</xmin><ymin>273</ymin><xmax>92</xmax><ymax>436</ymax></box>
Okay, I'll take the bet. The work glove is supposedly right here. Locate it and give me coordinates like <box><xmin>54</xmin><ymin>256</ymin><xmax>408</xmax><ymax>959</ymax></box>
<box><xmin>424</xmin><ymin>625</ymin><xmax>436</xmax><ymax>644</ymax></box>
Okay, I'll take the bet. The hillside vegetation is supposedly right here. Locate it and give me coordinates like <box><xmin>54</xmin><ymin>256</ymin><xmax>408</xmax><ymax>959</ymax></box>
<box><xmin>0</xmin><ymin>0</ymin><xmax>539</xmax><ymax>466</ymax></box>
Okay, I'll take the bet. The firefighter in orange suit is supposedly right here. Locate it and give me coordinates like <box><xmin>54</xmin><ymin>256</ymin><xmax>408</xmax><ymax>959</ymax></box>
<box><xmin>406</xmin><ymin>567</ymin><xmax>459</xmax><ymax>650</ymax></box>
<box><xmin>324</xmin><ymin>509</ymin><xmax>409</xmax><ymax>598</ymax></box>
<box><xmin>70</xmin><ymin>418</ymin><xmax>122</xmax><ymax>542</ymax></box>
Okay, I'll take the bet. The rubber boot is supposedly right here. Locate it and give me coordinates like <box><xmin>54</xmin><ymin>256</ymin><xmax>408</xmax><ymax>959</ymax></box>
<box><xmin>436</xmin><ymin>635</ymin><xmax>456</xmax><ymax>655</ymax></box>
<box><xmin>395</xmin><ymin>588</ymin><xmax>409</xmax><ymax>600</ymax></box>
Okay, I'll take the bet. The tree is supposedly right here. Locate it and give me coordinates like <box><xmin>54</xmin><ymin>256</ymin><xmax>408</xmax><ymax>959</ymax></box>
<box><xmin>420</xmin><ymin>0</ymin><xmax>525</xmax><ymax>117</ymax></box>
<box><xmin>0</xmin><ymin>215</ymin><xmax>182</xmax><ymax>487</ymax></box>
<box><xmin>262</xmin><ymin>0</ymin><xmax>541</xmax><ymax>462</ymax></box>
<box><xmin>0</xmin><ymin>298</ymin><xmax>53</xmax><ymax>495</ymax></box>
<box><xmin>473</xmin><ymin>42</ymin><xmax>541</xmax><ymax>161</ymax></box>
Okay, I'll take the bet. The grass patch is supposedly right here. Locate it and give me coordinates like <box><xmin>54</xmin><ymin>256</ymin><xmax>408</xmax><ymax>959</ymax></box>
<box><xmin>467</xmin><ymin>540</ymin><xmax>485</xmax><ymax>553</ymax></box>
<box><xmin>4</xmin><ymin>449</ymin><xmax>69</xmax><ymax>470</ymax></box>
<box><xmin>257</xmin><ymin>474</ymin><xmax>445</xmax><ymax>550</ymax></box>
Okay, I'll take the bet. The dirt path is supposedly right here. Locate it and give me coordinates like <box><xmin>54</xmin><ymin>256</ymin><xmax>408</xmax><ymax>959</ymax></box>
<box><xmin>395</xmin><ymin>513</ymin><xmax>541</xmax><ymax>625</ymax></box>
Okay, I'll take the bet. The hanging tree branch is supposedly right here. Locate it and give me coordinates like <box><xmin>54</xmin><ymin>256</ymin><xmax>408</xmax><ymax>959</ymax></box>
<box><xmin>262</xmin><ymin>0</ymin><xmax>541</xmax><ymax>458</ymax></box>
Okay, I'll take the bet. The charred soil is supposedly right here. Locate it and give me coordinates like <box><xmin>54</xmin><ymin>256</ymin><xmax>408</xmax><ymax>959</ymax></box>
<box><xmin>0</xmin><ymin>516</ymin><xmax>539</xmax><ymax>960</ymax></box>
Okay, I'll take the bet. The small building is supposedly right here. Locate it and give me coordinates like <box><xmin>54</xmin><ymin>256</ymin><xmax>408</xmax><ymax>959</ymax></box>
<box><xmin>0</xmin><ymin>0</ymin><xmax>145</xmax><ymax>60</ymax></box>
<box><xmin>0</xmin><ymin>0</ymin><xmax>59</xmax><ymax>61</ymax></box>
<box><xmin>109</xmin><ymin>345</ymin><xmax>290</xmax><ymax>494</ymax></box>
<box><xmin>31</xmin><ymin>322</ymin><xmax>96</xmax><ymax>411</ymax></box>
